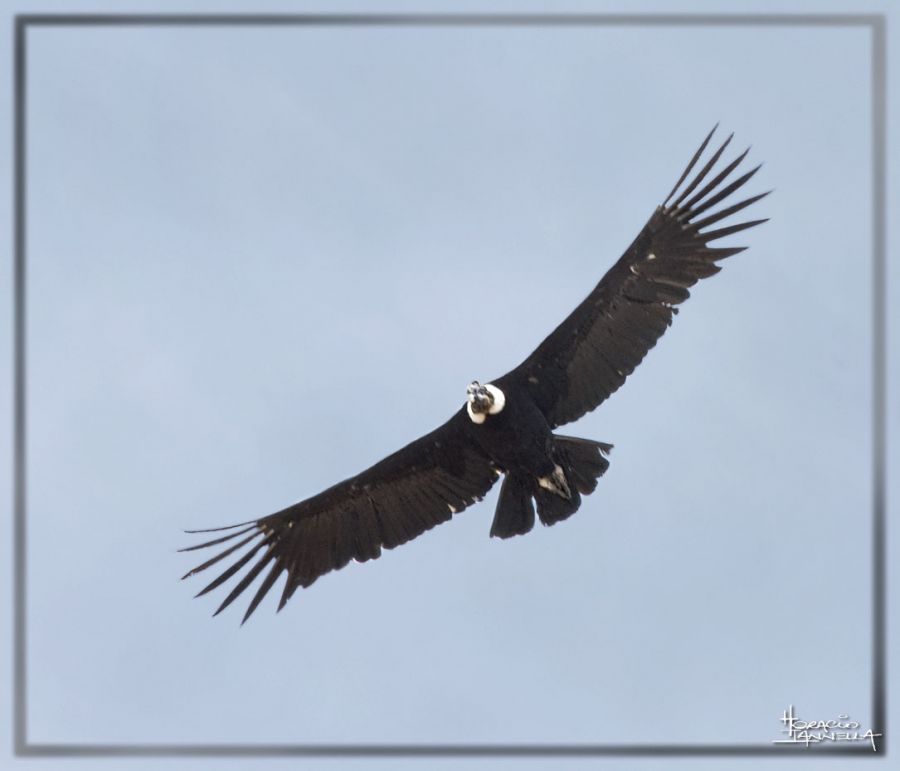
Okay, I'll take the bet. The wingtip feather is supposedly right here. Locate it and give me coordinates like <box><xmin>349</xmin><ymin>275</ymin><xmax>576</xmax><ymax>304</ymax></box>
<box><xmin>702</xmin><ymin>218</ymin><xmax>769</xmax><ymax>241</ymax></box>
<box><xmin>670</xmin><ymin>132</ymin><xmax>733</xmax><ymax>209</ymax></box>
<box><xmin>662</xmin><ymin>125</ymin><xmax>718</xmax><ymax>206</ymax></box>
<box><xmin>178</xmin><ymin>524</ymin><xmax>257</xmax><ymax>553</ymax></box>
<box><xmin>184</xmin><ymin>519</ymin><xmax>256</xmax><ymax>535</ymax></box>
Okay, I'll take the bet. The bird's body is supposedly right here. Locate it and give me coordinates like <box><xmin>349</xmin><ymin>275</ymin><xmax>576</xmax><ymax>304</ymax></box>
<box><xmin>461</xmin><ymin>378</ymin><xmax>611</xmax><ymax>535</ymax></box>
<box><xmin>182</xmin><ymin>127</ymin><xmax>768</xmax><ymax>621</ymax></box>
<box><xmin>465</xmin><ymin>380</ymin><xmax>553</xmax><ymax>482</ymax></box>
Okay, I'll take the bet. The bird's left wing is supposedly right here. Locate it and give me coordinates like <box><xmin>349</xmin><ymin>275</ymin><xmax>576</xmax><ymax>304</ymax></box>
<box><xmin>181</xmin><ymin>409</ymin><xmax>498</xmax><ymax>621</ymax></box>
<box><xmin>498</xmin><ymin>127</ymin><xmax>768</xmax><ymax>428</ymax></box>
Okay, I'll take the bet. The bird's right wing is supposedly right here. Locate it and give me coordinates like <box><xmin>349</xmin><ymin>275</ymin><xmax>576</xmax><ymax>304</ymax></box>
<box><xmin>498</xmin><ymin>127</ymin><xmax>768</xmax><ymax>428</ymax></box>
<box><xmin>181</xmin><ymin>409</ymin><xmax>499</xmax><ymax>622</ymax></box>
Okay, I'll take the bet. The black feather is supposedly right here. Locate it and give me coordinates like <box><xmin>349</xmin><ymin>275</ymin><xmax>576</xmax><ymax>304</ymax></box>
<box><xmin>503</xmin><ymin>128</ymin><xmax>767</xmax><ymax>427</ymax></box>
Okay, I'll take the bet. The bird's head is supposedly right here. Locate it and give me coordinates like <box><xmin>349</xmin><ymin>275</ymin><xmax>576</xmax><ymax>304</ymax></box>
<box><xmin>466</xmin><ymin>381</ymin><xmax>506</xmax><ymax>424</ymax></box>
<box><xmin>467</xmin><ymin>381</ymin><xmax>494</xmax><ymax>415</ymax></box>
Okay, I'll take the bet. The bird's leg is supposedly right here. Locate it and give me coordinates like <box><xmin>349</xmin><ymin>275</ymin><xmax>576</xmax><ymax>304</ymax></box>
<box><xmin>537</xmin><ymin>464</ymin><xmax>572</xmax><ymax>500</ymax></box>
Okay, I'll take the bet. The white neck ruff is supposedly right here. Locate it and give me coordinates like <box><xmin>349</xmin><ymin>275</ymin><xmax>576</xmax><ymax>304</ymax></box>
<box><xmin>467</xmin><ymin>383</ymin><xmax>505</xmax><ymax>424</ymax></box>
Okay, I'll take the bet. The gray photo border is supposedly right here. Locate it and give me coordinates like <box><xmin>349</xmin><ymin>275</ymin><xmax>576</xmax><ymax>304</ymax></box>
<box><xmin>11</xmin><ymin>12</ymin><xmax>888</xmax><ymax>759</ymax></box>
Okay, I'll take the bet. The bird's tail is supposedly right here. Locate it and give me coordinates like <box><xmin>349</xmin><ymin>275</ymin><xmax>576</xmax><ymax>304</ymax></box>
<box><xmin>554</xmin><ymin>436</ymin><xmax>613</xmax><ymax>497</ymax></box>
<box><xmin>490</xmin><ymin>437</ymin><xmax>612</xmax><ymax>538</ymax></box>
<box><xmin>491</xmin><ymin>472</ymin><xmax>536</xmax><ymax>538</ymax></box>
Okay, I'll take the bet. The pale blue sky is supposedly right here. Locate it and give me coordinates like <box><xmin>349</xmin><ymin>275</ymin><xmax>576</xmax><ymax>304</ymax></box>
<box><xmin>2</xmin><ymin>1</ymin><xmax>899</xmax><ymax>770</ymax></box>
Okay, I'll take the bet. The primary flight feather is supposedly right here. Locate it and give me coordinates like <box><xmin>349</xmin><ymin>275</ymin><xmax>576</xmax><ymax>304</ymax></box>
<box><xmin>181</xmin><ymin>127</ymin><xmax>768</xmax><ymax>622</ymax></box>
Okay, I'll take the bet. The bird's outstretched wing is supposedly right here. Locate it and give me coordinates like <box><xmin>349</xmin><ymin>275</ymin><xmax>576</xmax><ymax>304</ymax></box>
<box><xmin>181</xmin><ymin>409</ymin><xmax>498</xmax><ymax>622</ymax></box>
<box><xmin>498</xmin><ymin>127</ymin><xmax>769</xmax><ymax>429</ymax></box>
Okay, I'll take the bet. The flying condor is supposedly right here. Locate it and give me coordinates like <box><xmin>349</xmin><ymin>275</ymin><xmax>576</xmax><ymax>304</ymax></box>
<box><xmin>182</xmin><ymin>127</ymin><xmax>768</xmax><ymax>622</ymax></box>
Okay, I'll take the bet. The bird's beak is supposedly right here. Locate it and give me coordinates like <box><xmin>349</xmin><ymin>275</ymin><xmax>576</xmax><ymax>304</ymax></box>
<box><xmin>471</xmin><ymin>390</ymin><xmax>494</xmax><ymax>414</ymax></box>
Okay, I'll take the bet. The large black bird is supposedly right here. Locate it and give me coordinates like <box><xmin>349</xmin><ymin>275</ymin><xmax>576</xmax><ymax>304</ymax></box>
<box><xmin>182</xmin><ymin>127</ymin><xmax>767</xmax><ymax>621</ymax></box>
